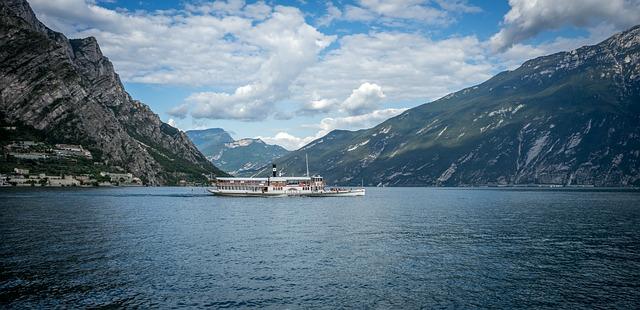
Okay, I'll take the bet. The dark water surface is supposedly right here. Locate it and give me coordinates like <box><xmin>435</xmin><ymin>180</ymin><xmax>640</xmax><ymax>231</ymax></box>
<box><xmin>1</xmin><ymin>187</ymin><xmax>639</xmax><ymax>308</ymax></box>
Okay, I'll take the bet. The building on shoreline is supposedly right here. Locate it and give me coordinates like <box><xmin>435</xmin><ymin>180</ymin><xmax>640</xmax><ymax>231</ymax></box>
<box><xmin>3</xmin><ymin>140</ymin><xmax>92</xmax><ymax>161</ymax></box>
<box><xmin>2</xmin><ymin>168</ymin><xmax>142</xmax><ymax>187</ymax></box>
<box><xmin>9</xmin><ymin>152</ymin><xmax>49</xmax><ymax>160</ymax></box>
<box><xmin>54</xmin><ymin>144</ymin><xmax>92</xmax><ymax>159</ymax></box>
<box><xmin>99</xmin><ymin>172</ymin><xmax>141</xmax><ymax>185</ymax></box>
<box><xmin>2</xmin><ymin>140</ymin><xmax>147</xmax><ymax>187</ymax></box>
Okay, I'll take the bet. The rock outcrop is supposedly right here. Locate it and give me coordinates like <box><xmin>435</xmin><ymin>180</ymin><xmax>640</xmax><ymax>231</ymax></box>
<box><xmin>0</xmin><ymin>0</ymin><xmax>226</xmax><ymax>184</ymax></box>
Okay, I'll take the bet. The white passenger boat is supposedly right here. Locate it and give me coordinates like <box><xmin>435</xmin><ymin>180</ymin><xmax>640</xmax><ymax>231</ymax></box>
<box><xmin>207</xmin><ymin>163</ymin><xmax>365</xmax><ymax>197</ymax></box>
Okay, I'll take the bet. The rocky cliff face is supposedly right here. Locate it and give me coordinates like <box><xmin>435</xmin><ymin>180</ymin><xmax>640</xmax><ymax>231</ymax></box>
<box><xmin>186</xmin><ymin>128</ymin><xmax>289</xmax><ymax>176</ymax></box>
<box><xmin>0</xmin><ymin>0</ymin><xmax>226</xmax><ymax>184</ymax></box>
<box><xmin>267</xmin><ymin>26</ymin><xmax>640</xmax><ymax>187</ymax></box>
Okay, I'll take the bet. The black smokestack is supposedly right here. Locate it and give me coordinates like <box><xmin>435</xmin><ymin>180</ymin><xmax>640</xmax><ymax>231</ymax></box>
<box><xmin>272</xmin><ymin>164</ymin><xmax>277</xmax><ymax>177</ymax></box>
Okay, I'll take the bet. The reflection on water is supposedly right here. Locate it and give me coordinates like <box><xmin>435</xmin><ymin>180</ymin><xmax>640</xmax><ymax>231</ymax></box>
<box><xmin>1</xmin><ymin>187</ymin><xmax>639</xmax><ymax>308</ymax></box>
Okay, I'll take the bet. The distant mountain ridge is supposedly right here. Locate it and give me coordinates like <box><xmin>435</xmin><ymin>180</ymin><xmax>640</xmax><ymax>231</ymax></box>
<box><xmin>0</xmin><ymin>0</ymin><xmax>226</xmax><ymax>184</ymax></box>
<box><xmin>262</xmin><ymin>25</ymin><xmax>640</xmax><ymax>187</ymax></box>
<box><xmin>186</xmin><ymin>128</ymin><xmax>289</xmax><ymax>176</ymax></box>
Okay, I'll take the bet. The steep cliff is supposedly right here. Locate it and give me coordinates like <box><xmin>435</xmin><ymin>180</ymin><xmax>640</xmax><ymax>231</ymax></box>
<box><xmin>266</xmin><ymin>26</ymin><xmax>640</xmax><ymax>187</ymax></box>
<box><xmin>0</xmin><ymin>0</ymin><xmax>227</xmax><ymax>184</ymax></box>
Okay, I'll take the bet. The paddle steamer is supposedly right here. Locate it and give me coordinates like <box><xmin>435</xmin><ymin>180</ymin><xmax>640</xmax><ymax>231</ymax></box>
<box><xmin>208</xmin><ymin>162</ymin><xmax>365</xmax><ymax>197</ymax></box>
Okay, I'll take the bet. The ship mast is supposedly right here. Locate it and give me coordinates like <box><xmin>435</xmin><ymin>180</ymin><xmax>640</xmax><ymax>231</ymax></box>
<box><xmin>305</xmin><ymin>153</ymin><xmax>310</xmax><ymax>177</ymax></box>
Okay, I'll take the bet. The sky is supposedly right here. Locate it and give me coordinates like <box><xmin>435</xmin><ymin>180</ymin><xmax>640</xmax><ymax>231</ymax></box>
<box><xmin>29</xmin><ymin>0</ymin><xmax>640</xmax><ymax>150</ymax></box>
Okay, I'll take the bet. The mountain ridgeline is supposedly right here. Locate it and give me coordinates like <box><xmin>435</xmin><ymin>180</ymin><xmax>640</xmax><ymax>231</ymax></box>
<box><xmin>0</xmin><ymin>0</ymin><xmax>226</xmax><ymax>184</ymax></box>
<box><xmin>186</xmin><ymin>128</ymin><xmax>289</xmax><ymax>176</ymax></box>
<box><xmin>264</xmin><ymin>26</ymin><xmax>640</xmax><ymax>187</ymax></box>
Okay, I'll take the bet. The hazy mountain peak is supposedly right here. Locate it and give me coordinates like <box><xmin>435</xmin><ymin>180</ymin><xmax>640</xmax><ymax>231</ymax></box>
<box><xmin>226</xmin><ymin>138</ymin><xmax>267</xmax><ymax>148</ymax></box>
<box><xmin>186</xmin><ymin>128</ymin><xmax>288</xmax><ymax>176</ymax></box>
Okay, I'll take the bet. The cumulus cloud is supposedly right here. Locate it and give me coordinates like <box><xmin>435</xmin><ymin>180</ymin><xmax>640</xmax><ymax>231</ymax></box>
<box><xmin>319</xmin><ymin>0</ymin><xmax>480</xmax><ymax>27</ymax></box>
<box><xmin>179</xmin><ymin>6</ymin><xmax>333</xmax><ymax>120</ymax></box>
<box><xmin>166</xmin><ymin>118</ymin><xmax>178</xmax><ymax>128</ymax></box>
<box><xmin>259</xmin><ymin>108</ymin><xmax>407</xmax><ymax>150</ymax></box>
<box><xmin>340</xmin><ymin>83</ymin><xmax>385</xmax><ymax>115</ymax></box>
<box><xmin>357</xmin><ymin>0</ymin><xmax>449</xmax><ymax>24</ymax></box>
<box><xmin>316</xmin><ymin>1</ymin><xmax>343</xmax><ymax>27</ymax></box>
<box><xmin>167</xmin><ymin>103</ymin><xmax>189</xmax><ymax>119</ymax></box>
<box><xmin>315</xmin><ymin>107</ymin><xmax>407</xmax><ymax>137</ymax></box>
<box><xmin>30</xmin><ymin>0</ymin><xmax>489</xmax><ymax>123</ymax></box>
<box><xmin>434</xmin><ymin>0</ymin><xmax>482</xmax><ymax>14</ymax></box>
<box><xmin>292</xmin><ymin>32</ymin><xmax>493</xmax><ymax>109</ymax></box>
<box><xmin>298</xmin><ymin>98</ymin><xmax>339</xmax><ymax>115</ymax></box>
<box><xmin>30</xmin><ymin>0</ymin><xmax>264</xmax><ymax>87</ymax></box>
<box><xmin>298</xmin><ymin>83</ymin><xmax>385</xmax><ymax>116</ymax></box>
<box><xmin>258</xmin><ymin>132</ymin><xmax>315</xmax><ymax>151</ymax></box>
<box><xmin>184</xmin><ymin>0</ymin><xmax>271</xmax><ymax>20</ymax></box>
<box><xmin>180</xmin><ymin>86</ymin><xmax>272</xmax><ymax>121</ymax></box>
<box><xmin>30</xmin><ymin>1</ymin><xmax>335</xmax><ymax>121</ymax></box>
<box><xmin>343</xmin><ymin>5</ymin><xmax>377</xmax><ymax>22</ymax></box>
<box><xmin>490</xmin><ymin>0</ymin><xmax>640</xmax><ymax>52</ymax></box>
<box><xmin>29</xmin><ymin>0</ymin><xmax>632</xmax><ymax>129</ymax></box>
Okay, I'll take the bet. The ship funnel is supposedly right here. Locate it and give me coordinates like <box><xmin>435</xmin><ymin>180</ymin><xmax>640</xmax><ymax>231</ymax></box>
<box><xmin>272</xmin><ymin>164</ymin><xmax>277</xmax><ymax>177</ymax></box>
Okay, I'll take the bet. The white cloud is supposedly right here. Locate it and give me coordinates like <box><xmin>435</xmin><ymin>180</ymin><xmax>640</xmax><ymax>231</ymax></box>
<box><xmin>30</xmin><ymin>0</ymin><xmax>264</xmax><ymax>87</ymax></box>
<box><xmin>258</xmin><ymin>132</ymin><xmax>316</xmax><ymax>151</ymax></box>
<box><xmin>243</xmin><ymin>2</ymin><xmax>273</xmax><ymax>20</ymax></box>
<box><xmin>343</xmin><ymin>5</ymin><xmax>377</xmax><ymax>22</ymax></box>
<box><xmin>167</xmin><ymin>118</ymin><xmax>177</xmax><ymax>128</ymax></box>
<box><xmin>434</xmin><ymin>0</ymin><xmax>482</xmax><ymax>14</ymax></box>
<box><xmin>299</xmin><ymin>83</ymin><xmax>386</xmax><ymax>116</ymax></box>
<box><xmin>298</xmin><ymin>98</ymin><xmax>338</xmax><ymax>115</ymax></box>
<box><xmin>168</xmin><ymin>104</ymin><xmax>189</xmax><ymax>119</ymax></box>
<box><xmin>28</xmin><ymin>0</ymin><xmax>634</xmax><ymax>130</ymax></box>
<box><xmin>179</xmin><ymin>86</ymin><xmax>273</xmax><ymax>121</ymax></box>
<box><xmin>30</xmin><ymin>1</ymin><xmax>335</xmax><ymax>121</ymax></box>
<box><xmin>314</xmin><ymin>107</ymin><xmax>408</xmax><ymax>137</ymax></box>
<box><xmin>292</xmin><ymin>32</ymin><xmax>494</xmax><ymax>111</ymax></box>
<box><xmin>178</xmin><ymin>6</ymin><xmax>334</xmax><ymax>120</ymax></box>
<box><xmin>340</xmin><ymin>82</ymin><xmax>385</xmax><ymax>115</ymax></box>
<box><xmin>316</xmin><ymin>2</ymin><xmax>343</xmax><ymax>27</ymax></box>
<box><xmin>490</xmin><ymin>0</ymin><xmax>640</xmax><ymax>52</ymax></box>
<box><xmin>321</xmin><ymin>0</ymin><xmax>480</xmax><ymax>26</ymax></box>
<box><xmin>29</xmin><ymin>0</ymin><xmax>491</xmax><ymax>123</ymax></box>
<box><xmin>259</xmin><ymin>108</ymin><xmax>407</xmax><ymax>150</ymax></box>
<box><xmin>357</xmin><ymin>0</ymin><xmax>449</xmax><ymax>24</ymax></box>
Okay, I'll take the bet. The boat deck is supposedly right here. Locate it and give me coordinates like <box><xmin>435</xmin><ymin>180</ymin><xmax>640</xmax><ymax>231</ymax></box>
<box><xmin>208</xmin><ymin>188</ymin><xmax>365</xmax><ymax>197</ymax></box>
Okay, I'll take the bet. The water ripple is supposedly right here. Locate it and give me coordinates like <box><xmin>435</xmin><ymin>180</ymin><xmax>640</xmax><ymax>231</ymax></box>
<box><xmin>1</xmin><ymin>187</ymin><xmax>639</xmax><ymax>308</ymax></box>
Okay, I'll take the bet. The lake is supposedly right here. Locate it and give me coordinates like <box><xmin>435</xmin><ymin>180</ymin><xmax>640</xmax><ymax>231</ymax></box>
<box><xmin>1</xmin><ymin>187</ymin><xmax>639</xmax><ymax>308</ymax></box>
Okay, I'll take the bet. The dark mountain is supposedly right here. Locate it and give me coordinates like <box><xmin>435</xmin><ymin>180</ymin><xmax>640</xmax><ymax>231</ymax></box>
<box><xmin>263</xmin><ymin>26</ymin><xmax>640</xmax><ymax>187</ymax></box>
<box><xmin>186</xmin><ymin>128</ymin><xmax>289</xmax><ymax>176</ymax></box>
<box><xmin>0</xmin><ymin>0</ymin><xmax>227</xmax><ymax>184</ymax></box>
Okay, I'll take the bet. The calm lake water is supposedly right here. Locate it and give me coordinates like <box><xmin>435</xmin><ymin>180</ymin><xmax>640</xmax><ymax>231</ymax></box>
<box><xmin>1</xmin><ymin>187</ymin><xmax>639</xmax><ymax>308</ymax></box>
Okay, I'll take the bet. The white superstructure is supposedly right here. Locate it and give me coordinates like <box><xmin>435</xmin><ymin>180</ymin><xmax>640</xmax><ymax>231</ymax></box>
<box><xmin>208</xmin><ymin>163</ymin><xmax>364</xmax><ymax>197</ymax></box>
<box><xmin>209</xmin><ymin>175</ymin><xmax>326</xmax><ymax>197</ymax></box>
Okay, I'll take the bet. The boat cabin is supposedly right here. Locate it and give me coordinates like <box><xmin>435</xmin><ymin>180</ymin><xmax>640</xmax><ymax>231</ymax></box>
<box><xmin>215</xmin><ymin>175</ymin><xmax>325</xmax><ymax>193</ymax></box>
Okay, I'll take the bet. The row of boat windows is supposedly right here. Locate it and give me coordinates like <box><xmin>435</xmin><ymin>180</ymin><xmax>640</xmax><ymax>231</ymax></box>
<box><xmin>218</xmin><ymin>186</ymin><xmax>264</xmax><ymax>191</ymax></box>
<box><xmin>219</xmin><ymin>182</ymin><xmax>320</xmax><ymax>186</ymax></box>
<box><xmin>217</xmin><ymin>186</ymin><xmax>317</xmax><ymax>191</ymax></box>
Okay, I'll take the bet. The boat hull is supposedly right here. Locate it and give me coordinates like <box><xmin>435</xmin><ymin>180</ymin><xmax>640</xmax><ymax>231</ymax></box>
<box><xmin>207</xmin><ymin>188</ymin><xmax>365</xmax><ymax>197</ymax></box>
<box><xmin>307</xmin><ymin>189</ymin><xmax>366</xmax><ymax>197</ymax></box>
<box><xmin>207</xmin><ymin>189</ymin><xmax>287</xmax><ymax>197</ymax></box>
